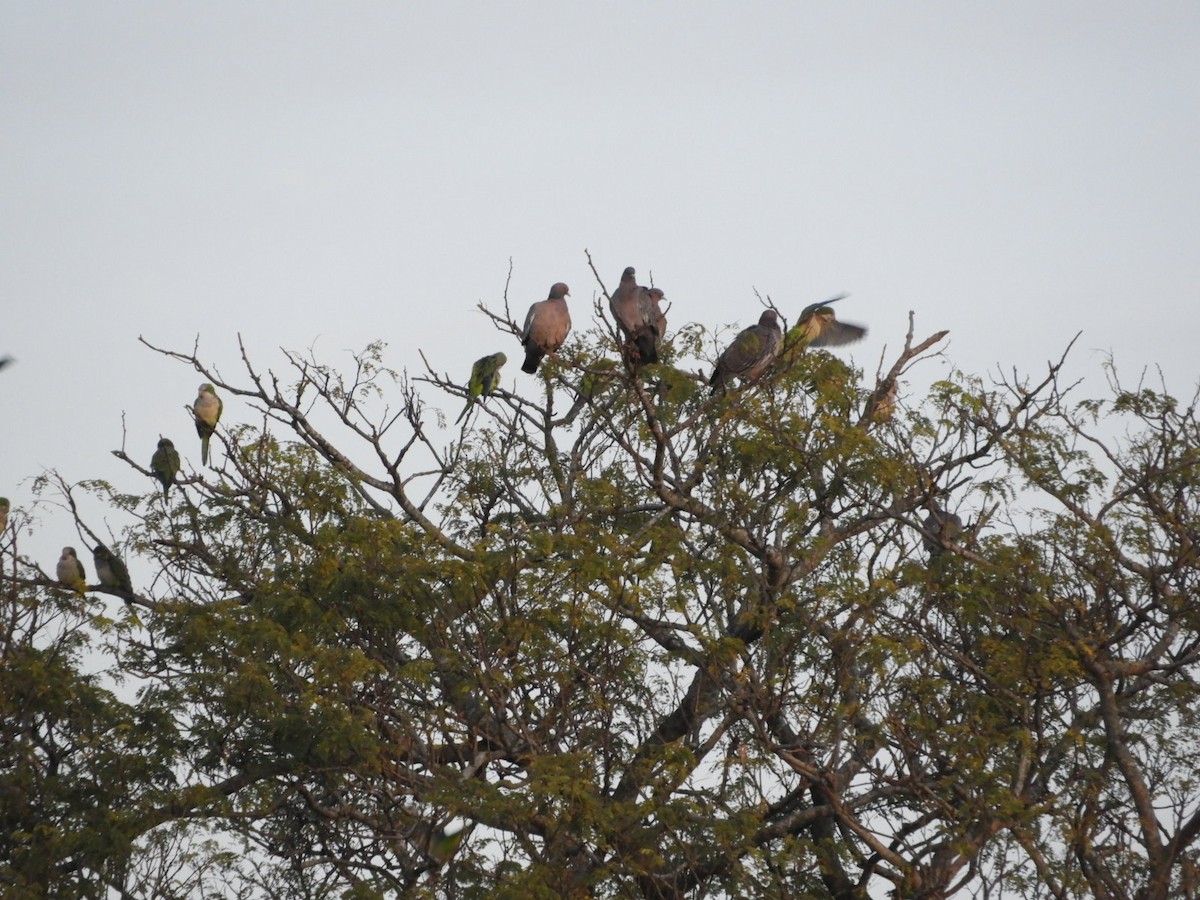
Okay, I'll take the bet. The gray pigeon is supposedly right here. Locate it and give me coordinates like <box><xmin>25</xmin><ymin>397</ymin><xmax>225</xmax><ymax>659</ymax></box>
<box><xmin>609</xmin><ymin>267</ymin><xmax>660</xmax><ymax>366</ymax></box>
<box><xmin>646</xmin><ymin>288</ymin><xmax>668</xmax><ymax>347</ymax></box>
<box><xmin>521</xmin><ymin>283</ymin><xmax>571</xmax><ymax>374</ymax></box>
<box><xmin>56</xmin><ymin>546</ymin><xmax>87</xmax><ymax>593</ymax></box>
<box><xmin>709</xmin><ymin>310</ymin><xmax>783</xmax><ymax>393</ymax></box>
<box><xmin>93</xmin><ymin>544</ymin><xmax>133</xmax><ymax>594</ymax></box>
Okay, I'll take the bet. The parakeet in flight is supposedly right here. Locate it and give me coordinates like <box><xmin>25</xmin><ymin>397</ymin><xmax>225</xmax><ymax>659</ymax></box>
<box><xmin>456</xmin><ymin>352</ymin><xmax>508</xmax><ymax>424</ymax></box>
<box><xmin>789</xmin><ymin>295</ymin><xmax>867</xmax><ymax>349</ymax></box>
<box><xmin>520</xmin><ymin>283</ymin><xmax>571</xmax><ymax>374</ymax></box>
<box><xmin>150</xmin><ymin>437</ymin><xmax>181</xmax><ymax>500</ymax></box>
<box><xmin>709</xmin><ymin>309</ymin><xmax>783</xmax><ymax>393</ymax></box>
<box><xmin>93</xmin><ymin>544</ymin><xmax>133</xmax><ymax>594</ymax></box>
<box><xmin>56</xmin><ymin>546</ymin><xmax>87</xmax><ymax>593</ymax></box>
<box><xmin>193</xmin><ymin>383</ymin><xmax>223</xmax><ymax>466</ymax></box>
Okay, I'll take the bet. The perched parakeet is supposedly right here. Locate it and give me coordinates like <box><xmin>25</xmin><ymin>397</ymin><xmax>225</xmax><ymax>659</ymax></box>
<box><xmin>56</xmin><ymin>546</ymin><xmax>87</xmax><ymax>593</ymax></box>
<box><xmin>456</xmin><ymin>352</ymin><xmax>508</xmax><ymax>424</ymax></box>
<box><xmin>93</xmin><ymin>544</ymin><xmax>133</xmax><ymax>594</ymax></box>
<box><xmin>0</xmin><ymin>497</ymin><xmax>8</xmax><ymax>534</ymax></box>
<box><xmin>193</xmin><ymin>383</ymin><xmax>223</xmax><ymax>467</ymax></box>
<box><xmin>150</xmin><ymin>437</ymin><xmax>181</xmax><ymax>500</ymax></box>
<box><xmin>520</xmin><ymin>283</ymin><xmax>571</xmax><ymax>374</ymax></box>
<box><xmin>788</xmin><ymin>295</ymin><xmax>867</xmax><ymax>349</ymax></box>
<box><xmin>709</xmin><ymin>310</ymin><xmax>783</xmax><ymax>393</ymax></box>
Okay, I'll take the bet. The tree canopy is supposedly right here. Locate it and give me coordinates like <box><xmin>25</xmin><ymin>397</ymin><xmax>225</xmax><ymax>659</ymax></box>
<box><xmin>3</xmin><ymin>281</ymin><xmax>1199</xmax><ymax>899</ymax></box>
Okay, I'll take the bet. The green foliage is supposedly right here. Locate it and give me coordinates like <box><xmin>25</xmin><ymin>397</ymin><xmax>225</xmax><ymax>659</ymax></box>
<box><xmin>3</xmin><ymin>318</ymin><xmax>1200</xmax><ymax>898</ymax></box>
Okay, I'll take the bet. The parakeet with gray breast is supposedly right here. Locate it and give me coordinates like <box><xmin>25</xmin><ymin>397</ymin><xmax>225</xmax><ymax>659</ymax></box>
<box><xmin>456</xmin><ymin>352</ymin><xmax>508</xmax><ymax>424</ymax></box>
<box><xmin>151</xmin><ymin>437</ymin><xmax>181</xmax><ymax>500</ymax></box>
<box><xmin>193</xmin><ymin>383</ymin><xmax>223</xmax><ymax>466</ymax></box>
<box><xmin>56</xmin><ymin>546</ymin><xmax>87</xmax><ymax>593</ymax></box>
<box><xmin>93</xmin><ymin>544</ymin><xmax>133</xmax><ymax>594</ymax></box>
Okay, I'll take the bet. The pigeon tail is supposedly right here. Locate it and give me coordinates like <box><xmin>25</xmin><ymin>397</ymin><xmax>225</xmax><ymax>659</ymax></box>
<box><xmin>521</xmin><ymin>349</ymin><xmax>543</xmax><ymax>374</ymax></box>
<box><xmin>635</xmin><ymin>331</ymin><xmax>659</xmax><ymax>366</ymax></box>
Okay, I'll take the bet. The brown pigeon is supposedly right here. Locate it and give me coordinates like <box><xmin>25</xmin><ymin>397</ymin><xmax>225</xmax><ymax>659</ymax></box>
<box><xmin>609</xmin><ymin>267</ymin><xmax>660</xmax><ymax>366</ymax></box>
<box><xmin>709</xmin><ymin>309</ymin><xmax>783</xmax><ymax>393</ymax></box>
<box><xmin>922</xmin><ymin>505</ymin><xmax>964</xmax><ymax>560</ymax></box>
<box><xmin>521</xmin><ymin>283</ymin><xmax>571</xmax><ymax>374</ymax></box>
<box><xmin>646</xmin><ymin>288</ymin><xmax>668</xmax><ymax>348</ymax></box>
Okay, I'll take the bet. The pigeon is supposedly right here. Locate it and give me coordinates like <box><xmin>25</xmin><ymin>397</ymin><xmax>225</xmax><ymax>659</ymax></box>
<box><xmin>709</xmin><ymin>310</ymin><xmax>783</xmax><ymax>393</ymax></box>
<box><xmin>93</xmin><ymin>544</ymin><xmax>133</xmax><ymax>594</ymax></box>
<box><xmin>456</xmin><ymin>352</ymin><xmax>508</xmax><ymax>424</ymax></box>
<box><xmin>193</xmin><ymin>383</ymin><xmax>223</xmax><ymax>466</ymax></box>
<box><xmin>56</xmin><ymin>546</ymin><xmax>87</xmax><ymax>593</ymax></box>
<box><xmin>150</xmin><ymin>438</ymin><xmax>181</xmax><ymax>500</ymax></box>
<box><xmin>0</xmin><ymin>497</ymin><xmax>8</xmax><ymax>534</ymax></box>
<box><xmin>789</xmin><ymin>296</ymin><xmax>867</xmax><ymax>349</ymax></box>
<box><xmin>923</xmin><ymin>506</ymin><xmax>964</xmax><ymax>560</ymax></box>
<box><xmin>646</xmin><ymin>288</ymin><xmax>668</xmax><ymax>348</ymax></box>
<box><xmin>609</xmin><ymin>267</ymin><xmax>660</xmax><ymax>366</ymax></box>
<box><xmin>520</xmin><ymin>283</ymin><xmax>571</xmax><ymax>374</ymax></box>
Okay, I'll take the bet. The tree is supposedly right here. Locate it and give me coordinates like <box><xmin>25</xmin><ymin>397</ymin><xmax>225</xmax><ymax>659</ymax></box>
<box><xmin>2</xmin><ymin>284</ymin><xmax>1199</xmax><ymax>899</ymax></box>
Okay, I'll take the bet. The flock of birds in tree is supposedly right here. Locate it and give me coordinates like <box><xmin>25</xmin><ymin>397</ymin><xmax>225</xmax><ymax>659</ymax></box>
<box><xmin>0</xmin><ymin>265</ymin><xmax>956</xmax><ymax>596</ymax></box>
<box><xmin>460</xmin><ymin>265</ymin><xmax>869</xmax><ymax>422</ymax></box>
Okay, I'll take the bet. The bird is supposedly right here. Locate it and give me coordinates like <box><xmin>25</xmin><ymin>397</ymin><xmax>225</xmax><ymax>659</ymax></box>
<box><xmin>865</xmin><ymin>380</ymin><xmax>898</xmax><ymax>423</ymax></box>
<box><xmin>709</xmin><ymin>309</ymin><xmax>783</xmax><ymax>393</ymax></box>
<box><xmin>788</xmin><ymin>295</ymin><xmax>867</xmax><ymax>349</ymax></box>
<box><xmin>150</xmin><ymin>438</ymin><xmax>181</xmax><ymax>500</ymax></box>
<box><xmin>609</xmin><ymin>267</ymin><xmax>661</xmax><ymax>366</ymax></box>
<box><xmin>93</xmin><ymin>544</ymin><xmax>133</xmax><ymax>594</ymax></box>
<box><xmin>520</xmin><ymin>283</ymin><xmax>571</xmax><ymax>374</ymax></box>
<box><xmin>56</xmin><ymin>546</ymin><xmax>87</xmax><ymax>593</ymax></box>
<box><xmin>456</xmin><ymin>352</ymin><xmax>508</xmax><ymax>424</ymax></box>
<box><xmin>922</xmin><ymin>506</ymin><xmax>964</xmax><ymax>560</ymax></box>
<box><xmin>0</xmin><ymin>355</ymin><xmax>14</xmax><ymax>372</ymax></box>
<box><xmin>0</xmin><ymin>497</ymin><xmax>8</xmax><ymax>534</ymax></box>
<box><xmin>193</xmin><ymin>383</ymin><xmax>223</xmax><ymax>466</ymax></box>
<box><xmin>646</xmin><ymin>288</ymin><xmax>668</xmax><ymax>348</ymax></box>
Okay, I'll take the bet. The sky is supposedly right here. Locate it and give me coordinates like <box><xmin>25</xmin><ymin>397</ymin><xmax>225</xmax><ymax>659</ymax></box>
<box><xmin>2</xmin><ymin>3</ymin><xmax>1199</xmax><ymax>571</ymax></box>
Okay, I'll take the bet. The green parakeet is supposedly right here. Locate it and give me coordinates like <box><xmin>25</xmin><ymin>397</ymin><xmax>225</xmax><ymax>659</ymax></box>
<box><xmin>788</xmin><ymin>295</ymin><xmax>867</xmax><ymax>348</ymax></box>
<box><xmin>93</xmin><ymin>544</ymin><xmax>133</xmax><ymax>594</ymax></box>
<box><xmin>56</xmin><ymin>546</ymin><xmax>87</xmax><ymax>593</ymax></box>
<box><xmin>193</xmin><ymin>383</ymin><xmax>223</xmax><ymax>466</ymax></box>
<box><xmin>520</xmin><ymin>283</ymin><xmax>571</xmax><ymax>374</ymax></box>
<box><xmin>0</xmin><ymin>497</ymin><xmax>8</xmax><ymax>534</ymax></box>
<box><xmin>709</xmin><ymin>310</ymin><xmax>782</xmax><ymax>393</ymax></box>
<box><xmin>456</xmin><ymin>352</ymin><xmax>508</xmax><ymax>424</ymax></box>
<box><xmin>150</xmin><ymin>437</ymin><xmax>181</xmax><ymax>500</ymax></box>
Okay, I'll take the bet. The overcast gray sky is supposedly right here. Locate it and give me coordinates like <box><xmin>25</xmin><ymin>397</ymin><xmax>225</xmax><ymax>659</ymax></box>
<box><xmin>3</xmin><ymin>3</ymin><xmax>1198</xmax><ymax>568</ymax></box>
